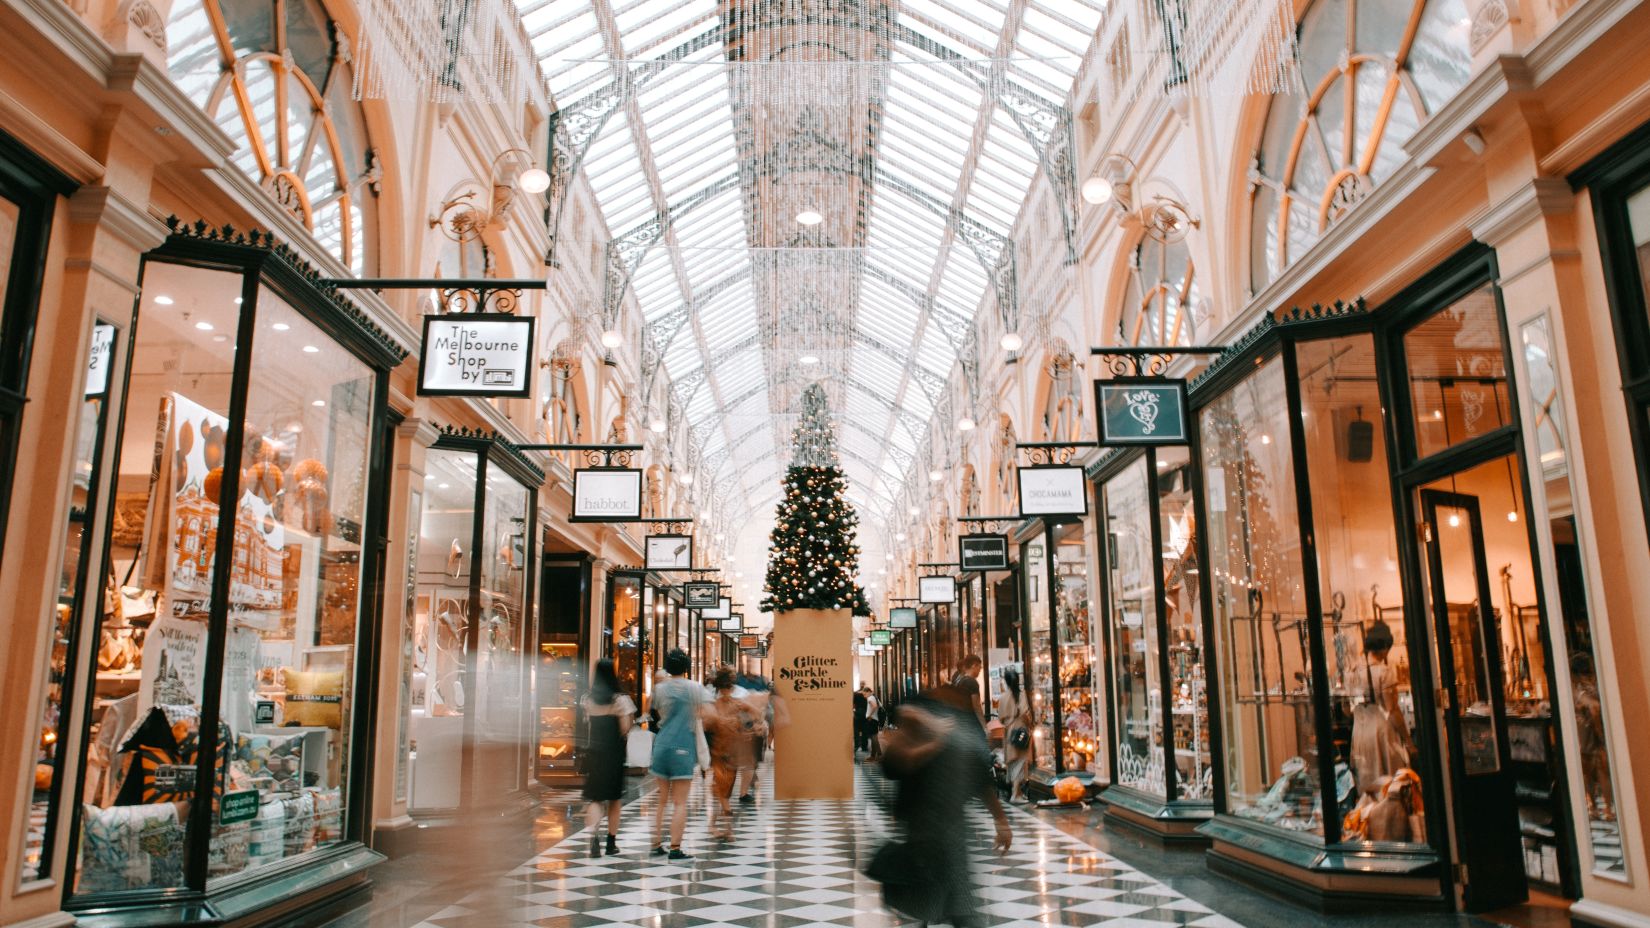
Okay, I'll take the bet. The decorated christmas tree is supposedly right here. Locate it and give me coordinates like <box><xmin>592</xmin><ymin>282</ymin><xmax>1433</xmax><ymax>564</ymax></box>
<box><xmin>761</xmin><ymin>383</ymin><xmax>872</xmax><ymax>616</ymax></box>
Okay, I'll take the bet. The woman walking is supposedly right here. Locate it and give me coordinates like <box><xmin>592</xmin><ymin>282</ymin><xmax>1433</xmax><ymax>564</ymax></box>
<box><xmin>580</xmin><ymin>659</ymin><xmax>635</xmax><ymax>857</ymax></box>
<box><xmin>997</xmin><ymin>666</ymin><xmax>1032</xmax><ymax>803</ymax></box>
<box><xmin>649</xmin><ymin>648</ymin><xmax>705</xmax><ymax>860</ymax></box>
<box><xmin>702</xmin><ymin>665</ymin><xmax>765</xmax><ymax>841</ymax></box>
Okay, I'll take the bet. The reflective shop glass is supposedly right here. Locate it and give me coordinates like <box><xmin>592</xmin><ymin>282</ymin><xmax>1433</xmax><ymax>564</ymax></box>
<box><xmin>1104</xmin><ymin>457</ymin><xmax>1161</xmax><ymax>796</ymax></box>
<box><xmin>1519</xmin><ymin>313</ymin><xmax>1626</xmax><ymax>878</ymax></box>
<box><xmin>1157</xmin><ymin>446</ymin><xmax>1210</xmax><ymax>800</ymax></box>
<box><xmin>1199</xmin><ymin>356</ymin><xmax>1322</xmax><ymax>837</ymax></box>
<box><xmin>1406</xmin><ymin>284</ymin><xmax>1513</xmax><ymax>459</ymax></box>
<box><xmin>72</xmin><ymin>262</ymin><xmax>240</xmax><ymax>895</ymax></box>
<box><xmin>1052</xmin><ymin>522</ymin><xmax>1096</xmax><ymax>774</ymax></box>
<box><xmin>21</xmin><ymin>322</ymin><xmax>118</xmax><ymax>883</ymax></box>
<box><xmin>1296</xmin><ymin>334</ymin><xmax>1424</xmax><ymax>845</ymax></box>
<box><xmin>207</xmin><ymin>287</ymin><xmax>374</xmax><ymax>885</ymax></box>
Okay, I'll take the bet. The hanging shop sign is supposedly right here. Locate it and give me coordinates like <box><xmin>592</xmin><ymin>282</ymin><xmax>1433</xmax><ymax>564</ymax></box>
<box><xmin>1017</xmin><ymin>465</ymin><xmax>1089</xmax><ymax>518</ymax></box>
<box><xmin>889</xmin><ymin>607</ymin><xmax>917</xmax><ymax>628</ymax></box>
<box><xmin>870</xmin><ymin>629</ymin><xmax>893</xmax><ymax>646</ymax></box>
<box><xmin>418</xmin><ymin>313</ymin><xmax>534</xmax><ymax>397</ymax></box>
<box><xmin>645</xmin><ymin>534</ymin><xmax>694</xmax><ymax>571</ymax></box>
<box><xmin>739</xmin><ymin>634</ymin><xmax>759</xmax><ymax>650</ymax></box>
<box><xmin>918</xmin><ymin>575</ymin><xmax>957</xmax><ymax>604</ymax></box>
<box><xmin>570</xmin><ymin>467</ymin><xmax>643</xmax><ymax>522</ymax></box>
<box><xmin>1096</xmin><ymin>379</ymin><xmax>1190</xmax><ymax>445</ymax></box>
<box><xmin>720</xmin><ymin>614</ymin><xmax>744</xmax><ymax>632</ymax></box>
<box><xmin>958</xmin><ymin>533</ymin><xmax>1010</xmax><ymax>571</ymax></box>
<box><xmin>684</xmin><ymin>581</ymin><xmax>721</xmax><ymax>608</ymax></box>
<box><xmin>703</xmin><ymin>596</ymin><xmax>732</xmax><ymax>620</ymax></box>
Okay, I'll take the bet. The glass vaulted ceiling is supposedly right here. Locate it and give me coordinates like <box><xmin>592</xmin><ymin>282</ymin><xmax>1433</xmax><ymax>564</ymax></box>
<box><xmin>522</xmin><ymin>0</ymin><xmax>1103</xmax><ymax>523</ymax></box>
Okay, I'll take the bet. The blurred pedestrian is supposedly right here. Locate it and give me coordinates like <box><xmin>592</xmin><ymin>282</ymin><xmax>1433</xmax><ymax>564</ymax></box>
<box><xmin>996</xmin><ymin>666</ymin><xmax>1032</xmax><ymax>802</ymax></box>
<box><xmin>951</xmin><ymin>654</ymin><xmax>985</xmax><ymax>727</ymax></box>
<box><xmin>579</xmin><ymin>659</ymin><xmax>635</xmax><ymax>857</ymax></box>
<box><xmin>649</xmin><ymin>648</ymin><xmax>706</xmax><ymax>861</ymax></box>
<box><xmin>871</xmin><ymin>692</ymin><xmax>1012</xmax><ymax>927</ymax></box>
<box><xmin>736</xmin><ymin>674</ymin><xmax>770</xmax><ymax>804</ymax></box>
<box><xmin>864</xmin><ymin>685</ymin><xmax>883</xmax><ymax>761</ymax></box>
<box><xmin>702</xmin><ymin>665</ymin><xmax>765</xmax><ymax>841</ymax></box>
<box><xmin>853</xmin><ymin>685</ymin><xmax>870</xmax><ymax>758</ymax></box>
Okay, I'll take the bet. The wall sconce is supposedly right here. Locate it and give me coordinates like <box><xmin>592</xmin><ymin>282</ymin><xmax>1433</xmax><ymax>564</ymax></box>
<box><xmin>1082</xmin><ymin>153</ymin><xmax>1200</xmax><ymax>245</ymax></box>
<box><xmin>1081</xmin><ymin>154</ymin><xmax>1138</xmax><ymax>210</ymax></box>
<box><xmin>432</xmin><ymin>148</ymin><xmax>550</xmax><ymax>243</ymax></box>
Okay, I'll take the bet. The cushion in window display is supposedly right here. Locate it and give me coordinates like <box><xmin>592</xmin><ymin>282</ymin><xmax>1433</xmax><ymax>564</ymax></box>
<box><xmin>247</xmin><ymin>799</ymin><xmax>286</xmax><ymax>868</ymax></box>
<box><xmin>78</xmin><ymin>802</ymin><xmax>186</xmax><ymax>892</ymax></box>
<box><xmin>281</xmin><ymin>792</ymin><xmax>316</xmax><ymax>856</ymax></box>
<box><xmin>235</xmin><ymin>732</ymin><xmax>305</xmax><ymax>793</ymax></box>
<box><xmin>209</xmin><ymin>820</ymin><xmax>251</xmax><ymax>877</ymax></box>
<box><xmin>284</xmin><ymin>670</ymin><xmax>344</xmax><ymax>728</ymax></box>
<box><xmin>308</xmin><ymin>786</ymin><xmax>342</xmax><ymax>844</ymax></box>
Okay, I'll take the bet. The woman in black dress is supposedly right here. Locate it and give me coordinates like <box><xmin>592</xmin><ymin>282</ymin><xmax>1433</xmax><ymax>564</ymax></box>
<box><xmin>580</xmin><ymin>659</ymin><xmax>635</xmax><ymax>856</ymax></box>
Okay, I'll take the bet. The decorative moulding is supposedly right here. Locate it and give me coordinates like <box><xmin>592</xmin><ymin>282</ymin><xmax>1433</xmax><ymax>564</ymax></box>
<box><xmin>1469</xmin><ymin>0</ymin><xmax>1513</xmax><ymax>55</ymax></box>
<box><xmin>1466</xmin><ymin>176</ymin><xmax>1575</xmax><ymax>246</ymax></box>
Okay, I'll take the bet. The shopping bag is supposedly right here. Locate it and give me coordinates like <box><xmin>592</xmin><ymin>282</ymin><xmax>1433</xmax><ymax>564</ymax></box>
<box><xmin>626</xmin><ymin>726</ymin><xmax>653</xmax><ymax>769</ymax></box>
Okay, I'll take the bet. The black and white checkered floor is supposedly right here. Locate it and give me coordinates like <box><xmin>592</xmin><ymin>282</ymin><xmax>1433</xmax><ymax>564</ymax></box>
<box><xmin>408</xmin><ymin>764</ymin><xmax>1243</xmax><ymax>928</ymax></box>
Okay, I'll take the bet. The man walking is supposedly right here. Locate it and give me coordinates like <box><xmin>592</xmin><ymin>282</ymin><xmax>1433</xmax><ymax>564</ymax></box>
<box><xmin>951</xmin><ymin>654</ymin><xmax>986</xmax><ymax>728</ymax></box>
<box><xmin>862</xmin><ymin>685</ymin><xmax>882</xmax><ymax>760</ymax></box>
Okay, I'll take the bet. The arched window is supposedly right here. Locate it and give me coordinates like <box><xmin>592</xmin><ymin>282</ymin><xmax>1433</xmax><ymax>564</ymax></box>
<box><xmin>167</xmin><ymin>0</ymin><xmax>380</xmax><ymax>274</ymax></box>
<box><xmin>1122</xmin><ymin>237</ymin><xmax>1201</xmax><ymax>346</ymax></box>
<box><xmin>1249</xmin><ymin>0</ymin><xmax>1471</xmax><ymax>289</ymax></box>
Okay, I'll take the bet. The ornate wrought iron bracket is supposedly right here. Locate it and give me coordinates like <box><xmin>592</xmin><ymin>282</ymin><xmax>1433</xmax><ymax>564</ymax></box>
<box><xmin>324</xmin><ymin>277</ymin><xmax>545</xmax><ymax>315</ymax></box>
<box><xmin>519</xmin><ymin>442</ymin><xmax>644</xmax><ymax>467</ymax></box>
<box><xmin>1089</xmin><ymin>345</ymin><xmax>1225</xmax><ymax>377</ymax></box>
<box><xmin>1016</xmin><ymin>441</ymin><xmax>1098</xmax><ymax>465</ymax></box>
<box><xmin>958</xmin><ymin>515</ymin><xmax>1019</xmax><ymax>533</ymax></box>
<box><xmin>645</xmin><ymin>517</ymin><xmax>695</xmax><ymax>534</ymax></box>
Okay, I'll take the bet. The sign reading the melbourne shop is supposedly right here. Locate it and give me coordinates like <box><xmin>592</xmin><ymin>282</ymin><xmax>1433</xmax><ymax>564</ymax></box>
<box><xmin>418</xmin><ymin>313</ymin><xmax>535</xmax><ymax>397</ymax></box>
<box><xmin>959</xmin><ymin>533</ymin><xmax>1009</xmax><ymax>571</ymax></box>
<box><xmin>889</xmin><ymin>606</ymin><xmax>917</xmax><ymax>628</ymax></box>
<box><xmin>1096</xmin><ymin>379</ymin><xmax>1190</xmax><ymax>445</ymax></box>
<box><xmin>571</xmin><ymin>468</ymin><xmax>642</xmax><ymax>521</ymax></box>
<box><xmin>1017</xmin><ymin>465</ymin><xmax>1089</xmax><ymax>517</ymax></box>
<box><xmin>684</xmin><ymin>582</ymin><xmax>721</xmax><ymax>608</ymax></box>
<box><xmin>645</xmin><ymin>534</ymin><xmax>693</xmax><ymax>570</ymax></box>
<box><xmin>918</xmin><ymin>575</ymin><xmax>957</xmax><ymax>604</ymax></box>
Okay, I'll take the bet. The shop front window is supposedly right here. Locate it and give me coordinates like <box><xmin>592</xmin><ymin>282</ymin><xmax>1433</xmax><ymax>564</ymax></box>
<box><xmin>1519</xmin><ymin>314</ymin><xmax>1626</xmax><ymax>878</ymax></box>
<box><xmin>1053</xmin><ymin>523</ymin><xmax>1096</xmax><ymax>773</ymax></box>
<box><xmin>1158</xmin><ymin>446</ymin><xmax>1210</xmax><ymax>799</ymax></box>
<box><xmin>609</xmin><ymin>574</ymin><xmax>643</xmax><ymax>693</ymax></box>
<box><xmin>1023</xmin><ymin>538</ymin><xmax>1054</xmax><ymax>763</ymax></box>
<box><xmin>1297</xmin><ymin>333</ymin><xmax>1425</xmax><ymax>845</ymax></box>
<box><xmin>1249</xmin><ymin>0</ymin><xmax>1471</xmax><ymax>289</ymax></box>
<box><xmin>72</xmin><ymin>262</ymin><xmax>241</xmax><ymax>895</ymax></box>
<box><xmin>21</xmin><ymin>322</ymin><xmax>119</xmax><ymax>882</ymax></box>
<box><xmin>1406</xmin><ymin>285</ymin><xmax>1512</xmax><ymax>459</ymax></box>
<box><xmin>206</xmin><ymin>287</ymin><xmax>374</xmax><ymax>883</ymax></box>
<box><xmin>1201</xmin><ymin>356</ymin><xmax>1321</xmax><ymax>836</ymax></box>
<box><xmin>1105</xmin><ymin>458</ymin><xmax>1160</xmax><ymax>795</ymax></box>
<box><xmin>411</xmin><ymin>451</ymin><xmax>478</xmax><ymax>812</ymax></box>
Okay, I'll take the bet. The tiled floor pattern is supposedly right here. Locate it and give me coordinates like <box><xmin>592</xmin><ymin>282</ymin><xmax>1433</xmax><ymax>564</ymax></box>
<box><xmin>407</xmin><ymin>764</ymin><xmax>1242</xmax><ymax>928</ymax></box>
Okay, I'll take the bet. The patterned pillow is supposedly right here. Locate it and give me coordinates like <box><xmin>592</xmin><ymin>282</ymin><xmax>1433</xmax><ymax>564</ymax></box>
<box><xmin>77</xmin><ymin>802</ymin><xmax>185</xmax><ymax>892</ymax></box>
<box><xmin>134</xmin><ymin>719</ymin><xmax>229</xmax><ymax>807</ymax></box>
<box><xmin>281</xmin><ymin>792</ymin><xmax>316</xmax><ymax>857</ymax></box>
<box><xmin>308</xmin><ymin>787</ymin><xmax>343</xmax><ymax>845</ymax></box>
<box><xmin>235</xmin><ymin>732</ymin><xmax>305</xmax><ymax>793</ymax></box>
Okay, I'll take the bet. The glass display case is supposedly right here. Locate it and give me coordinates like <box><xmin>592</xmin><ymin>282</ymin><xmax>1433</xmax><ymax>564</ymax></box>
<box><xmin>537</xmin><ymin>555</ymin><xmax>590</xmax><ymax>783</ymax></box>
<box><xmin>58</xmin><ymin>229</ymin><xmax>404</xmax><ymax>922</ymax></box>
<box><xmin>1021</xmin><ymin>521</ymin><xmax>1095</xmax><ymax>796</ymax></box>
<box><xmin>408</xmin><ymin>432</ymin><xmax>540</xmax><ymax>813</ymax></box>
<box><xmin>1097</xmin><ymin>445</ymin><xmax>1213</xmax><ymax>838</ymax></box>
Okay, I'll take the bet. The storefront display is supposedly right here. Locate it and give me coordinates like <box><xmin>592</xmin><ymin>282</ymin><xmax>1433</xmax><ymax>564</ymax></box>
<box><xmin>1097</xmin><ymin>445</ymin><xmax>1212</xmax><ymax>838</ymax></box>
<box><xmin>537</xmin><ymin>554</ymin><xmax>590</xmax><ymax>782</ymax></box>
<box><xmin>407</xmin><ymin>431</ymin><xmax>540</xmax><ymax>812</ymax></box>
<box><xmin>58</xmin><ymin>228</ymin><xmax>404</xmax><ymax>918</ymax></box>
<box><xmin>1193</xmin><ymin>262</ymin><xmax>1577</xmax><ymax>910</ymax></box>
<box><xmin>1019</xmin><ymin>520</ymin><xmax>1095</xmax><ymax>795</ymax></box>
